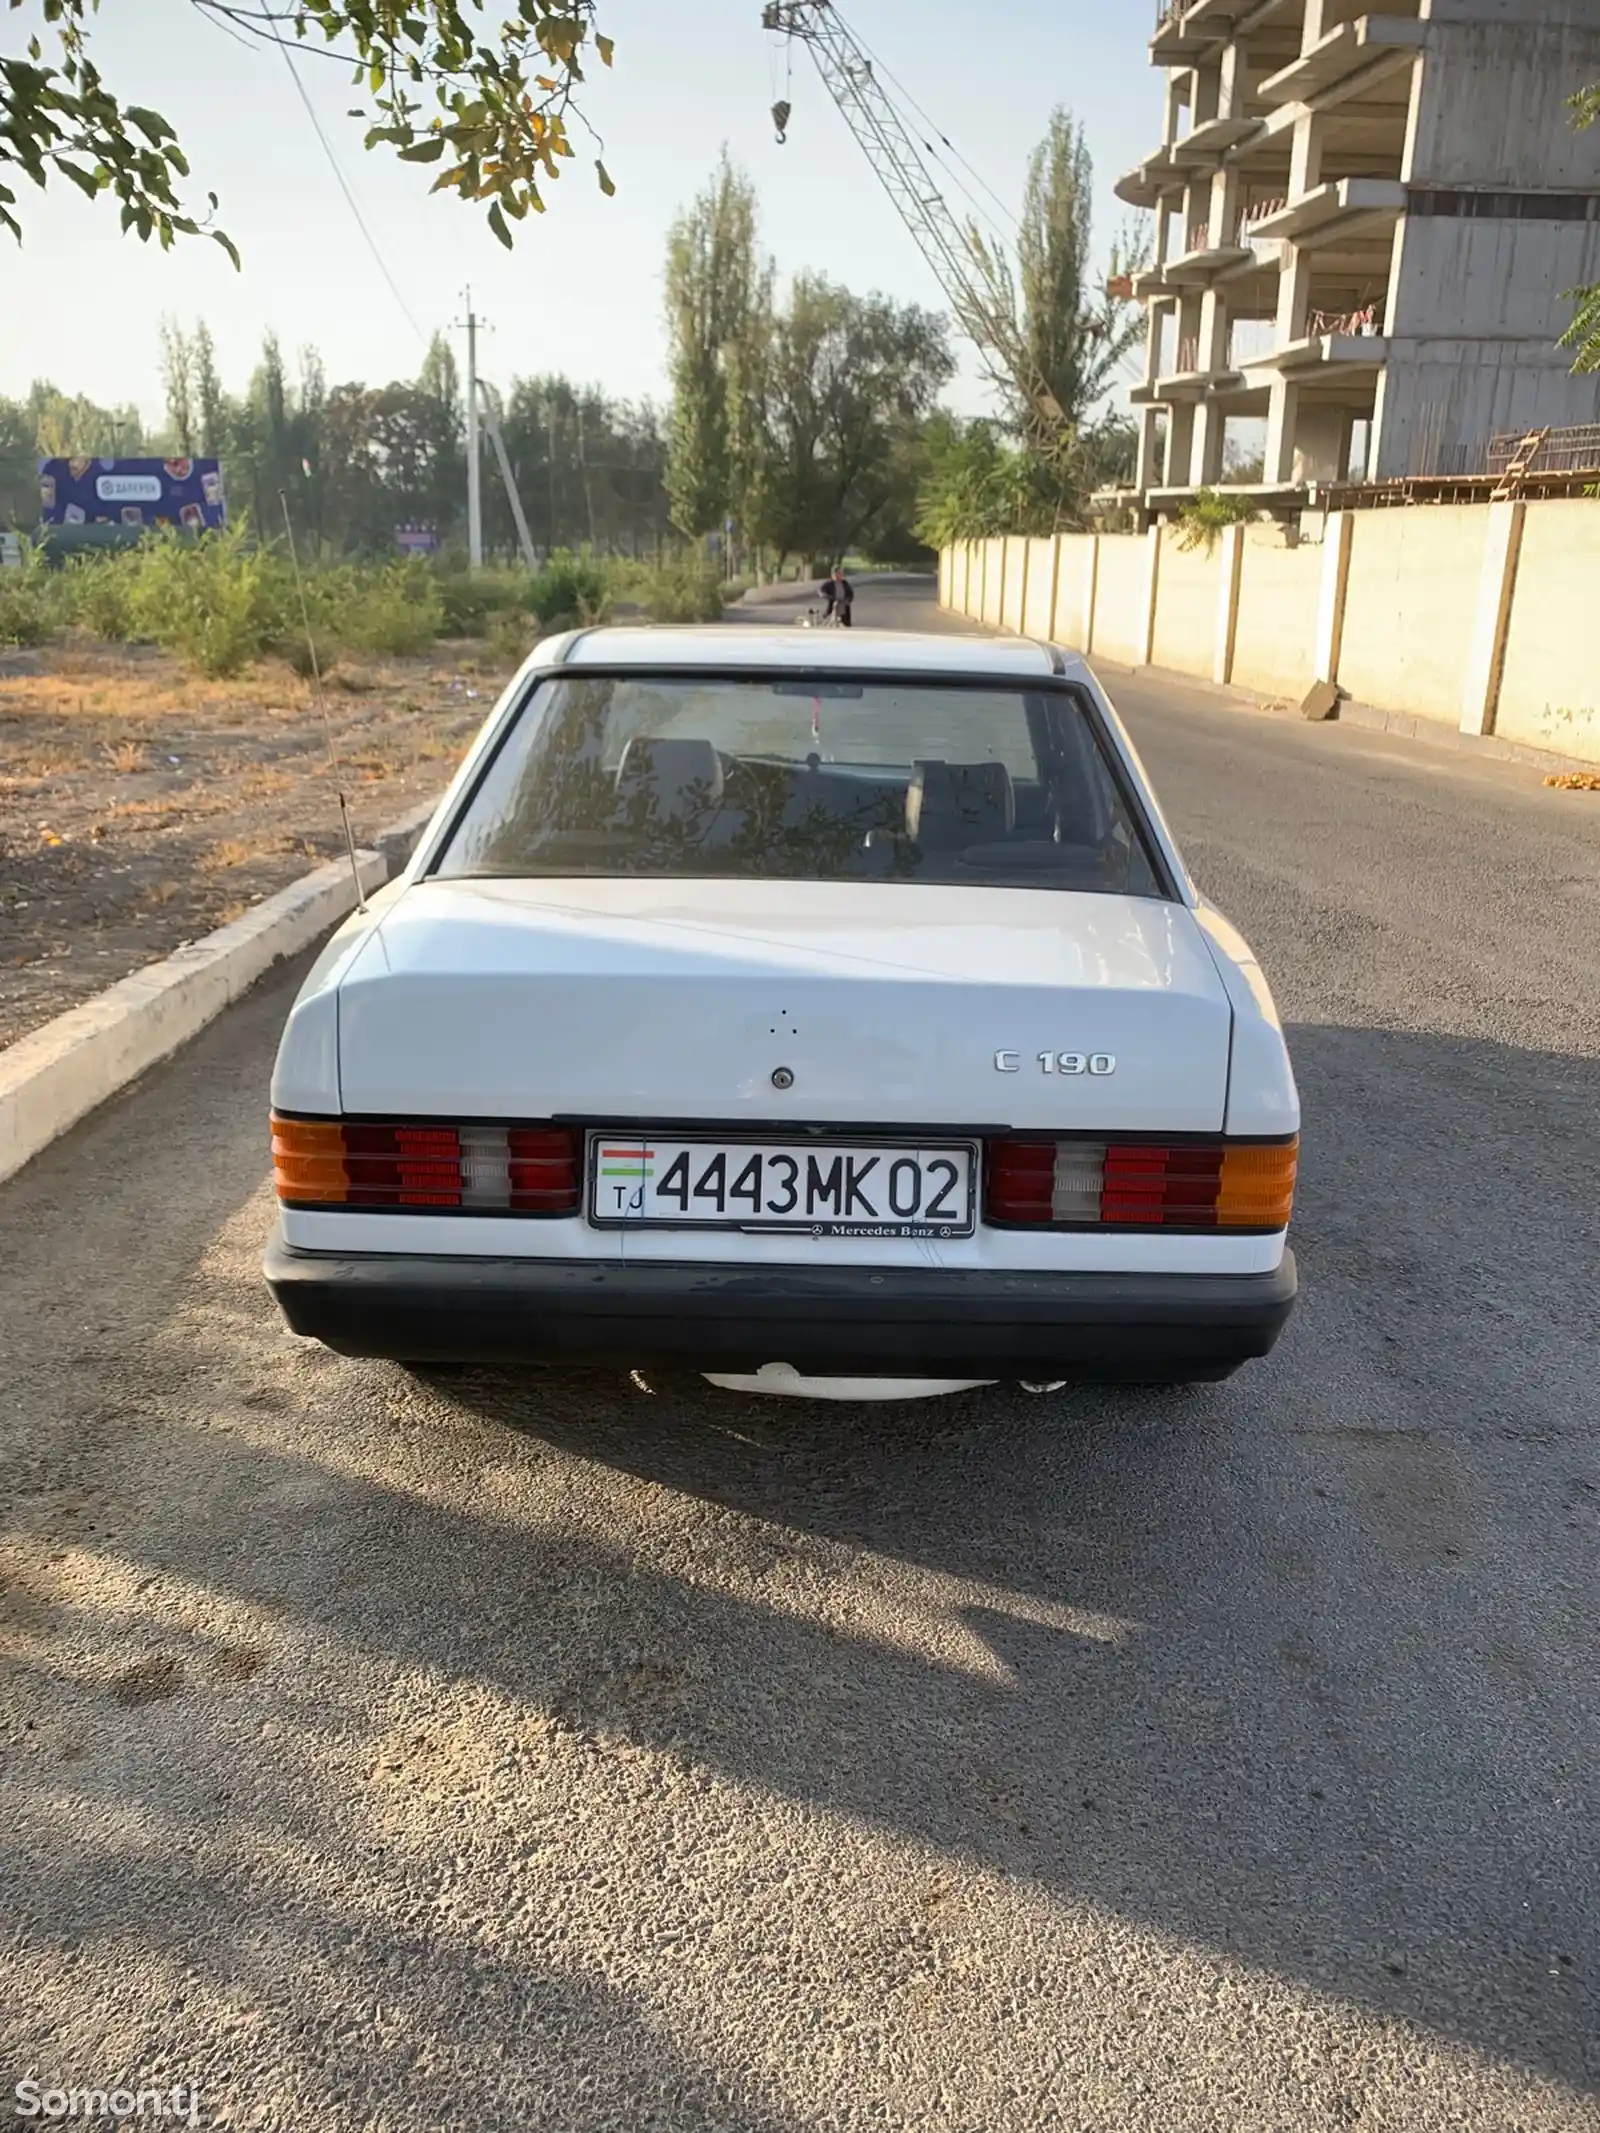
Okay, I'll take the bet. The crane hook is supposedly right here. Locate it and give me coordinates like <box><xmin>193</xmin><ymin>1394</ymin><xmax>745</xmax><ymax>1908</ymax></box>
<box><xmin>771</xmin><ymin>99</ymin><xmax>791</xmax><ymax>145</ymax></box>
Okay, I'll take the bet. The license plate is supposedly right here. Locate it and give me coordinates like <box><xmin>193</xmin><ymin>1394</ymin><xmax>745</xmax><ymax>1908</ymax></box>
<box><xmin>589</xmin><ymin>1135</ymin><xmax>977</xmax><ymax>1238</ymax></box>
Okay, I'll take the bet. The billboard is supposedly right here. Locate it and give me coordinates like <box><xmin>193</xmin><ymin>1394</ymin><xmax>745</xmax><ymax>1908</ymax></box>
<box><xmin>37</xmin><ymin>456</ymin><xmax>227</xmax><ymax>530</ymax></box>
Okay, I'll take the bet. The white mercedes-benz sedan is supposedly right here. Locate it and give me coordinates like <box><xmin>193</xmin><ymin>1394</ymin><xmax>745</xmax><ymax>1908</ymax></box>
<box><xmin>265</xmin><ymin>627</ymin><xmax>1298</xmax><ymax>1395</ymax></box>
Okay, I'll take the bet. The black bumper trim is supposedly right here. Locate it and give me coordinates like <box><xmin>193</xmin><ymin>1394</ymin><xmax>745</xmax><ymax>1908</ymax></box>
<box><xmin>264</xmin><ymin>1237</ymin><xmax>1296</xmax><ymax>1382</ymax></box>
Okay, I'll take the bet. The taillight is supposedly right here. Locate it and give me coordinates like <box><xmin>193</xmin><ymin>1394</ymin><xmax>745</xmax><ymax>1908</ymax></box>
<box><xmin>271</xmin><ymin>1117</ymin><xmax>581</xmax><ymax>1215</ymax></box>
<box><xmin>985</xmin><ymin>1137</ymin><xmax>1297</xmax><ymax>1231</ymax></box>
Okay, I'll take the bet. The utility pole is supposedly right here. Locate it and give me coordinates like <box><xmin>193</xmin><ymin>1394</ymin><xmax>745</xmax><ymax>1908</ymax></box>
<box><xmin>576</xmin><ymin>399</ymin><xmax>598</xmax><ymax>548</ymax></box>
<box><xmin>458</xmin><ymin>289</ymin><xmax>484</xmax><ymax>570</ymax></box>
<box><xmin>477</xmin><ymin>379</ymin><xmax>539</xmax><ymax>572</ymax></box>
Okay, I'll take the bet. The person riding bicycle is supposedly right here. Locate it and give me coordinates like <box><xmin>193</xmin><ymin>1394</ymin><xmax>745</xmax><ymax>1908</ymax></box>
<box><xmin>820</xmin><ymin>565</ymin><xmax>854</xmax><ymax>627</ymax></box>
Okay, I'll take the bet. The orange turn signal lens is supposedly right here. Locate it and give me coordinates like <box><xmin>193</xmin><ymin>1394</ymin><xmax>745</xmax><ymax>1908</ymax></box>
<box><xmin>1217</xmin><ymin>1138</ymin><xmax>1298</xmax><ymax>1230</ymax></box>
<box><xmin>272</xmin><ymin>1116</ymin><xmax>349</xmax><ymax>1204</ymax></box>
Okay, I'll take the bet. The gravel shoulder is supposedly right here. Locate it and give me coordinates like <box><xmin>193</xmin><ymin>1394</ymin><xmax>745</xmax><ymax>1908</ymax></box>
<box><xmin>0</xmin><ymin>584</ymin><xmax>1595</xmax><ymax>2131</ymax></box>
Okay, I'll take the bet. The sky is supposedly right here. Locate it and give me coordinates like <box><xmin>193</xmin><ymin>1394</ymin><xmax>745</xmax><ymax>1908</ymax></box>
<box><xmin>0</xmin><ymin>0</ymin><xmax>1158</xmax><ymax>429</ymax></box>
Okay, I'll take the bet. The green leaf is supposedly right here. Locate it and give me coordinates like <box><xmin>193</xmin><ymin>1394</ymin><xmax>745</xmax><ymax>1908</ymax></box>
<box><xmin>124</xmin><ymin>104</ymin><xmax>173</xmax><ymax>145</ymax></box>
<box><xmin>596</xmin><ymin>158</ymin><xmax>615</xmax><ymax>197</ymax></box>
<box><xmin>56</xmin><ymin>159</ymin><xmax>100</xmax><ymax>200</ymax></box>
<box><xmin>397</xmin><ymin>135</ymin><xmax>447</xmax><ymax>162</ymax></box>
<box><xmin>213</xmin><ymin>229</ymin><xmax>242</xmax><ymax>272</ymax></box>
<box><xmin>596</xmin><ymin>34</ymin><xmax>615</xmax><ymax>66</ymax></box>
<box><xmin>486</xmin><ymin>199</ymin><xmax>513</xmax><ymax>248</ymax></box>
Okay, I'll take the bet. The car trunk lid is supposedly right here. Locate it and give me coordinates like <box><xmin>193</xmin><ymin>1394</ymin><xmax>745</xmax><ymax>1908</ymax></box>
<box><xmin>335</xmin><ymin>878</ymin><xmax>1234</xmax><ymax>1133</ymax></box>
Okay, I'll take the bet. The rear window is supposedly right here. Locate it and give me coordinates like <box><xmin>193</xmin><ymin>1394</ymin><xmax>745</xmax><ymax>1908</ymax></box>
<box><xmin>433</xmin><ymin>673</ymin><xmax>1169</xmax><ymax>898</ymax></box>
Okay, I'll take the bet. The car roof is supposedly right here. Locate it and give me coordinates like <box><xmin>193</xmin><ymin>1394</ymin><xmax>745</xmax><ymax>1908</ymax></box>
<box><xmin>532</xmin><ymin>625</ymin><xmax>1094</xmax><ymax>684</ymax></box>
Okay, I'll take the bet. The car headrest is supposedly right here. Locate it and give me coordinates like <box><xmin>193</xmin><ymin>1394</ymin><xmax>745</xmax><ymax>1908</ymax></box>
<box><xmin>614</xmin><ymin>737</ymin><xmax>725</xmax><ymax>815</ymax></box>
<box><xmin>905</xmin><ymin>760</ymin><xmax>1016</xmax><ymax>845</ymax></box>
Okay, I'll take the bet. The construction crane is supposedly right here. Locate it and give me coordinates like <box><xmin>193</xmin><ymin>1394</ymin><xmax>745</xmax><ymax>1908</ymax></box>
<box><xmin>761</xmin><ymin>0</ymin><xmax>1070</xmax><ymax>454</ymax></box>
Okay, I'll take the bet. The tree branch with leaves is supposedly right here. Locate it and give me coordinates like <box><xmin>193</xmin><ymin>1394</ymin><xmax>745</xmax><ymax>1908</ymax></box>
<box><xmin>963</xmin><ymin>106</ymin><xmax>1148</xmax><ymax>512</ymax></box>
<box><xmin>1560</xmin><ymin>82</ymin><xmax>1600</xmax><ymax>372</ymax></box>
<box><xmin>2</xmin><ymin>0</ymin><xmax>613</xmax><ymax>264</ymax></box>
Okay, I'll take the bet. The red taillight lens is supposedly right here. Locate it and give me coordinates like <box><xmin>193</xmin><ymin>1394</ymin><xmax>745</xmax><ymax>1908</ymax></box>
<box><xmin>985</xmin><ymin>1139</ymin><xmax>1057</xmax><ymax>1223</ymax></box>
<box><xmin>508</xmin><ymin>1127</ymin><xmax>582</xmax><ymax>1212</ymax></box>
<box><xmin>272</xmin><ymin>1117</ymin><xmax>581</xmax><ymax>1215</ymax></box>
<box><xmin>1100</xmin><ymin>1143</ymin><xmax>1224</xmax><ymax>1226</ymax></box>
<box><xmin>984</xmin><ymin>1137</ymin><xmax>1297</xmax><ymax>1231</ymax></box>
<box><xmin>344</xmin><ymin>1123</ymin><xmax>464</xmax><ymax>1206</ymax></box>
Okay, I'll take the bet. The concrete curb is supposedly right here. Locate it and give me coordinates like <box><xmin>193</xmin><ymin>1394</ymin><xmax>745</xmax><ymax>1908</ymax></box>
<box><xmin>0</xmin><ymin>799</ymin><xmax>440</xmax><ymax>1188</ymax></box>
<box><xmin>373</xmin><ymin>799</ymin><xmax>440</xmax><ymax>881</ymax></box>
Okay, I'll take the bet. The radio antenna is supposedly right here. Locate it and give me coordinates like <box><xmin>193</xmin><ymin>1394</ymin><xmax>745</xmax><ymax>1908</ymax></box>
<box><xmin>278</xmin><ymin>489</ymin><xmax>367</xmax><ymax>913</ymax></box>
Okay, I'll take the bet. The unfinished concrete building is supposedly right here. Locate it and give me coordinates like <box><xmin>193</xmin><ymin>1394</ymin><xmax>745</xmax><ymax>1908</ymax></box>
<box><xmin>1115</xmin><ymin>0</ymin><xmax>1600</xmax><ymax>515</ymax></box>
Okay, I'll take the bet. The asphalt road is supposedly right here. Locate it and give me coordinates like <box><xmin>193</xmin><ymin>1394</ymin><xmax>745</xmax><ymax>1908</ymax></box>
<box><xmin>2</xmin><ymin>579</ymin><xmax>1597</xmax><ymax>2131</ymax></box>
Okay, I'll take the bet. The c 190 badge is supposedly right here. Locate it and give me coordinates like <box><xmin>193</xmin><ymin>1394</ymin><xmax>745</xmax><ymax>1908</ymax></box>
<box><xmin>994</xmin><ymin>1051</ymin><xmax>1116</xmax><ymax>1076</ymax></box>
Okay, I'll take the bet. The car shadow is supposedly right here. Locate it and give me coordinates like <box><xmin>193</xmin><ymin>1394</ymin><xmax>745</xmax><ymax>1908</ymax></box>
<box><xmin>4</xmin><ymin>1021</ymin><xmax>1597</xmax><ymax>2109</ymax></box>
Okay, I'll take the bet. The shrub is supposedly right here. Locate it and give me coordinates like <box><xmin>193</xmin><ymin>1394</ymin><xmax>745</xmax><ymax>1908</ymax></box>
<box><xmin>0</xmin><ymin>539</ymin><xmax>63</xmax><ymax>647</ymax></box>
<box><xmin>1173</xmin><ymin>489</ymin><xmax>1258</xmax><ymax>554</ymax></box>
<box><xmin>487</xmin><ymin>606</ymin><xmax>539</xmax><ymax>667</ymax></box>
<box><xmin>528</xmin><ymin>550</ymin><xmax>610</xmax><ymax>631</ymax></box>
<box><xmin>625</xmin><ymin>548</ymin><xmax>726</xmax><ymax>625</ymax></box>
<box><xmin>62</xmin><ymin>552</ymin><xmax>140</xmax><ymax>641</ymax></box>
<box><xmin>434</xmin><ymin>567</ymin><xmax>528</xmax><ymax>638</ymax></box>
<box><xmin>311</xmin><ymin>559</ymin><xmax>443</xmax><ymax>661</ymax></box>
<box><xmin>120</xmin><ymin>529</ymin><xmax>292</xmax><ymax>677</ymax></box>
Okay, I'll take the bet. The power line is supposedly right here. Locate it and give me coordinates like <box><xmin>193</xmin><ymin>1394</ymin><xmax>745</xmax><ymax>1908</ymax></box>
<box><xmin>276</xmin><ymin>41</ymin><xmax>429</xmax><ymax>346</ymax></box>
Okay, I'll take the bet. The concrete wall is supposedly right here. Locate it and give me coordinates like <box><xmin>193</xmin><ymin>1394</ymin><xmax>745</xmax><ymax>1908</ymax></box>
<box><xmin>1409</xmin><ymin>15</ymin><xmax>1600</xmax><ymax>188</ymax></box>
<box><xmin>1389</xmin><ymin>219</ymin><xmax>1600</xmax><ymax>346</ymax></box>
<box><xmin>936</xmin><ymin>495</ymin><xmax>1600</xmax><ymax>766</ymax></box>
<box><xmin>1021</xmin><ymin>538</ymin><xmax>1058</xmax><ymax>639</ymax></box>
<box><xmin>1373</xmin><ymin>348</ymin><xmax>1600</xmax><ymax>480</ymax></box>
<box><xmin>1496</xmin><ymin>501</ymin><xmax>1600</xmax><ymax>763</ymax></box>
<box><xmin>1339</xmin><ymin>506</ymin><xmax>1487</xmax><ymax>725</ymax></box>
<box><xmin>953</xmin><ymin>542</ymin><xmax>974</xmax><ymax>615</ymax></box>
<box><xmin>1000</xmin><ymin>538</ymin><xmax>1029</xmax><ymax>635</ymax></box>
<box><xmin>979</xmin><ymin>539</ymin><xmax>1005</xmax><ymax>630</ymax></box>
<box><xmin>1054</xmin><ymin>537</ymin><xmax>1098</xmax><ymax>651</ymax></box>
<box><xmin>1375</xmin><ymin>210</ymin><xmax>1600</xmax><ymax>477</ymax></box>
<box><xmin>1150</xmin><ymin>540</ymin><xmax>1221</xmax><ymax>679</ymax></box>
<box><xmin>1231</xmin><ymin>533</ymin><xmax>1325</xmax><ymax>702</ymax></box>
<box><xmin>1088</xmin><ymin>536</ymin><xmax>1150</xmax><ymax>665</ymax></box>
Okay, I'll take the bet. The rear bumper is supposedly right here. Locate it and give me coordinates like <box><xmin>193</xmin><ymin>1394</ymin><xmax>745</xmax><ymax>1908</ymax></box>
<box><xmin>264</xmin><ymin>1235</ymin><xmax>1296</xmax><ymax>1382</ymax></box>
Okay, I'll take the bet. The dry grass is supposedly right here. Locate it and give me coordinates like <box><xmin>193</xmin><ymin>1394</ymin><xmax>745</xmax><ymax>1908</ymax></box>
<box><xmin>109</xmin><ymin>795</ymin><xmax>186</xmax><ymax>822</ymax></box>
<box><xmin>414</xmin><ymin>723</ymin><xmax>464</xmax><ymax>764</ymax></box>
<box><xmin>197</xmin><ymin>839</ymin><xmax>254</xmax><ymax>872</ymax></box>
<box><xmin>1</xmin><ymin>638</ymin><xmax>494</xmax><ymax>1052</ymax></box>
<box><xmin>8</xmin><ymin>752</ymin><xmax>79</xmax><ymax>780</ymax></box>
<box><xmin>238</xmin><ymin>767</ymin><xmax>296</xmax><ymax>800</ymax></box>
<box><xmin>198</xmin><ymin>831</ymin><xmax>300</xmax><ymax>872</ymax></box>
<box><xmin>0</xmin><ymin>657</ymin><xmax>314</xmax><ymax>724</ymax></box>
